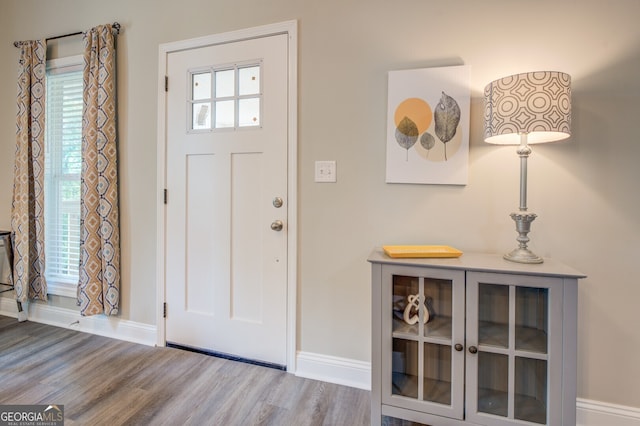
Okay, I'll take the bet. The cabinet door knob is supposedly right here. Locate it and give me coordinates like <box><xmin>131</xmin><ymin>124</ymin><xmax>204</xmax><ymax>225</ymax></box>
<box><xmin>271</xmin><ymin>220</ymin><xmax>284</xmax><ymax>231</ymax></box>
<box><xmin>468</xmin><ymin>346</ymin><xmax>478</xmax><ymax>354</ymax></box>
<box><xmin>454</xmin><ymin>343</ymin><xmax>463</xmax><ymax>352</ymax></box>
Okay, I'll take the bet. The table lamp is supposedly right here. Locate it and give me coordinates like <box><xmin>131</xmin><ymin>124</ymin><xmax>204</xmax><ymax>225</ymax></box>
<box><xmin>484</xmin><ymin>71</ymin><xmax>571</xmax><ymax>264</ymax></box>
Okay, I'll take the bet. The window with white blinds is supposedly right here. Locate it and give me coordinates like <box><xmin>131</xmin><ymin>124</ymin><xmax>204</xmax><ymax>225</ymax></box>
<box><xmin>44</xmin><ymin>56</ymin><xmax>83</xmax><ymax>297</ymax></box>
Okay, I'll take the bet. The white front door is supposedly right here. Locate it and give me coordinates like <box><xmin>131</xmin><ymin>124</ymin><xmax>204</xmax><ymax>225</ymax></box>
<box><xmin>164</xmin><ymin>33</ymin><xmax>289</xmax><ymax>367</ymax></box>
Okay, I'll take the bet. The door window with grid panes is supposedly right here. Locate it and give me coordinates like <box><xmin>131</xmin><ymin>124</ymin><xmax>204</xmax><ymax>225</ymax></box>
<box><xmin>189</xmin><ymin>62</ymin><xmax>262</xmax><ymax>131</ymax></box>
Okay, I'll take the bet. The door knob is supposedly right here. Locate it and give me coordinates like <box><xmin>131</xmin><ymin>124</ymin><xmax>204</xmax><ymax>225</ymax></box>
<box><xmin>273</xmin><ymin>197</ymin><xmax>284</xmax><ymax>208</ymax></box>
<box><xmin>468</xmin><ymin>346</ymin><xmax>478</xmax><ymax>354</ymax></box>
<box><xmin>454</xmin><ymin>343</ymin><xmax>463</xmax><ymax>352</ymax></box>
<box><xmin>271</xmin><ymin>220</ymin><xmax>283</xmax><ymax>231</ymax></box>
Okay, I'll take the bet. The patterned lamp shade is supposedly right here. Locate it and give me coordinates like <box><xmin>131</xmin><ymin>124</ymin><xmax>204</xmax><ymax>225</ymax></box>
<box><xmin>484</xmin><ymin>71</ymin><xmax>571</xmax><ymax>145</ymax></box>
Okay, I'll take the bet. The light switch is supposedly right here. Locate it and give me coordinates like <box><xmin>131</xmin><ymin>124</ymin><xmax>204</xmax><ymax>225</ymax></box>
<box><xmin>315</xmin><ymin>160</ymin><xmax>337</xmax><ymax>183</ymax></box>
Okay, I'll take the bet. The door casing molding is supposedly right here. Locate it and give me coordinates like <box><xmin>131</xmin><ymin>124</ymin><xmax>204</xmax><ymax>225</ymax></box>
<box><xmin>156</xmin><ymin>20</ymin><xmax>298</xmax><ymax>372</ymax></box>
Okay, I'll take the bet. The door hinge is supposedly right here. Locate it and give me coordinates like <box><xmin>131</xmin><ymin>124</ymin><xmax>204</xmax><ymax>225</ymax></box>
<box><xmin>163</xmin><ymin>302</ymin><xmax>167</xmax><ymax>318</ymax></box>
<box><xmin>164</xmin><ymin>189</ymin><xmax>167</xmax><ymax>204</ymax></box>
<box><xmin>165</xmin><ymin>75</ymin><xmax>168</xmax><ymax>92</ymax></box>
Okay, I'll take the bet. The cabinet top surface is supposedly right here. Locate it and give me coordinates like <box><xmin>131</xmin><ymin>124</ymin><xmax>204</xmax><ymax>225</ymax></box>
<box><xmin>368</xmin><ymin>248</ymin><xmax>586</xmax><ymax>279</ymax></box>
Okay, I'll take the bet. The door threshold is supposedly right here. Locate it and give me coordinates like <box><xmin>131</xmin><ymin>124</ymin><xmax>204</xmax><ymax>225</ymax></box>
<box><xmin>166</xmin><ymin>342</ymin><xmax>286</xmax><ymax>371</ymax></box>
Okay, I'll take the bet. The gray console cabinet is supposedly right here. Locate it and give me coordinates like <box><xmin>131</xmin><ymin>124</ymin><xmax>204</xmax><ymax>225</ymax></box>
<box><xmin>369</xmin><ymin>249</ymin><xmax>585</xmax><ymax>426</ymax></box>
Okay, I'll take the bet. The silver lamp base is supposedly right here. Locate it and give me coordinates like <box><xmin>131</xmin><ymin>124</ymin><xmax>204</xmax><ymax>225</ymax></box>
<box><xmin>504</xmin><ymin>211</ymin><xmax>543</xmax><ymax>264</ymax></box>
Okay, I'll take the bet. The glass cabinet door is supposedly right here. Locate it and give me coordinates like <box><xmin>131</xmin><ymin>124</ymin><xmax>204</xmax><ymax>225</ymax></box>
<box><xmin>383</xmin><ymin>266</ymin><xmax>464</xmax><ymax>420</ymax></box>
<box><xmin>466</xmin><ymin>272</ymin><xmax>561</xmax><ymax>426</ymax></box>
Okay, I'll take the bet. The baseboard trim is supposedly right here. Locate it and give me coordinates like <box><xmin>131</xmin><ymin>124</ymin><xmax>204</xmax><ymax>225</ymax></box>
<box><xmin>295</xmin><ymin>351</ymin><xmax>371</xmax><ymax>390</ymax></box>
<box><xmin>577</xmin><ymin>398</ymin><xmax>640</xmax><ymax>426</ymax></box>
<box><xmin>0</xmin><ymin>296</ymin><xmax>157</xmax><ymax>346</ymax></box>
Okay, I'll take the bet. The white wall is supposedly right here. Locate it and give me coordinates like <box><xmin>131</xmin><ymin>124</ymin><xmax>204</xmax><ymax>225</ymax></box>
<box><xmin>0</xmin><ymin>0</ymin><xmax>638</xmax><ymax>409</ymax></box>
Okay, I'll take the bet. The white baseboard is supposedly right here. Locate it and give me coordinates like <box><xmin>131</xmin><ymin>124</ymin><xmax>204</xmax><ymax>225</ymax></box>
<box><xmin>295</xmin><ymin>351</ymin><xmax>371</xmax><ymax>390</ymax></box>
<box><xmin>577</xmin><ymin>398</ymin><xmax>640</xmax><ymax>426</ymax></box>
<box><xmin>0</xmin><ymin>296</ymin><xmax>157</xmax><ymax>346</ymax></box>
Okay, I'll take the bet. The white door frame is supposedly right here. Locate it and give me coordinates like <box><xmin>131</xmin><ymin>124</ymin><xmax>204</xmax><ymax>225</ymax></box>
<box><xmin>156</xmin><ymin>20</ymin><xmax>298</xmax><ymax>372</ymax></box>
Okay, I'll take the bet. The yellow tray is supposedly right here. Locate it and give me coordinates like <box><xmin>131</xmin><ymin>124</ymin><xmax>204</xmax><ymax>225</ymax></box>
<box><xmin>383</xmin><ymin>245</ymin><xmax>463</xmax><ymax>258</ymax></box>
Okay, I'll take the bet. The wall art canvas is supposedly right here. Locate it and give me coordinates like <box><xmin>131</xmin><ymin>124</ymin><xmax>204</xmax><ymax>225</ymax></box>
<box><xmin>386</xmin><ymin>65</ymin><xmax>470</xmax><ymax>185</ymax></box>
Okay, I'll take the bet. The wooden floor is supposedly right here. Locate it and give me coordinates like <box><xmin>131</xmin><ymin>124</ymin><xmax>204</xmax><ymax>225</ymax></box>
<box><xmin>0</xmin><ymin>315</ymin><xmax>372</xmax><ymax>425</ymax></box>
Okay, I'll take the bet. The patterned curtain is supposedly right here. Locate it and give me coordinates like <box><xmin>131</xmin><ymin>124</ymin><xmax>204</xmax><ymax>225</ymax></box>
<box><xmin>11</xmin><ymin>40</ymin><xmax>48</xmax><ymax>303</ymax></box>
<box><xmin>78</xmin><ymin>24</ymin><xmax>120</xmax><ymax>316</ymax></box>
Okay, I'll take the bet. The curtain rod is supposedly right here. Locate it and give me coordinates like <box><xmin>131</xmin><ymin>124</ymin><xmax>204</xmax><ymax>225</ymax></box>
<box><xmin>13</xmin><ymin>22</ymin><xmax>121</xmax><ymax>48</ymax></box>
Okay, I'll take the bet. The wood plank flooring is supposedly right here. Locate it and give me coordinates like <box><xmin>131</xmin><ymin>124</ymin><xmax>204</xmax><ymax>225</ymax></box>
<box><xmin>0</xmin><ymin>315</ymin><xmax>372</xmax><ymax>425</ymax></box>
